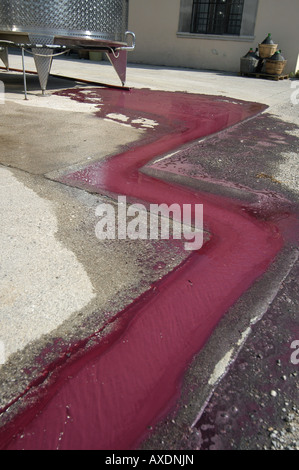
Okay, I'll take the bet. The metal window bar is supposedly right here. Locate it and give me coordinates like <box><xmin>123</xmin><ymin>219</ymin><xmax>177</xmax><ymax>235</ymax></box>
<box><xmin>191</xmin><ymin>0</ymin><xmax>244</xmax><ymax>35</ymax></box>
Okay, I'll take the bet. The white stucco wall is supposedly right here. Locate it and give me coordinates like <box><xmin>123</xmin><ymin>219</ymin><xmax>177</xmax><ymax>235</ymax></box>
<box><xmin>128</xmin><ymin>0</ymin><xmax>299</xmax><ymax>73</ymax></box>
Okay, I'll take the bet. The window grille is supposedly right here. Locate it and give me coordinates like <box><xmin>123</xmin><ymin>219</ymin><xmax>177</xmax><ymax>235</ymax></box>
<box><xmin>191</xmin><ymin>0</ymin><xmax>244</xmax><ymax>35</ymax></box>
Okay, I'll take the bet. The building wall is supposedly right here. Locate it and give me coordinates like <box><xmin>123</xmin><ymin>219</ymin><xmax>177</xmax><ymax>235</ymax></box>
<box><xmin>128</xmin><ymin>0</ymin><xmax>299</xmax><ymax>73</ymax></box>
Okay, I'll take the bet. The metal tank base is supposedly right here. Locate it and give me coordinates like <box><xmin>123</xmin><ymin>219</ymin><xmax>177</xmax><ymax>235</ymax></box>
<box><xmin>0</xmin><ymin>0</ymin><xmax>135</xmax><ymax>95</ymax></box>
<box><xmin>0</xmin><ymin>32</ymin><xmax>135</xmax><ymax>97</ymax></box>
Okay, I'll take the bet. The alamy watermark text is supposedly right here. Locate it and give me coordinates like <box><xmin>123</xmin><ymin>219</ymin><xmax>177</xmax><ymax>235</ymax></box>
<box><xmin>95</xmin><ymin>196</ymin><xmax>204</xmax><ymax>251</ymax></box>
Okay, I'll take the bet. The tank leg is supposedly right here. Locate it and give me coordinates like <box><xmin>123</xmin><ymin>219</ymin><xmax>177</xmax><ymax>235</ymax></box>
<box><xmin>0</xmin><ymin>46</ymin><xmax>9</xmax><ymax>70</ymax></box>
<box><xmin>21</xmin><ymin>48</ymin><xmax>28</xmax><ymax>100</ymax></box>
<box><xmin>29</xmin><ymin>35</ymin><xmax>54</xmax><ymax>95</ymax></box>
<box><xmin>106</xmin><ymin>49</ymin><xmax>128</xmax><ymax>86</ymax></box>
<box><xmin>32</xmin><ymin>50</ymin><xmax>53</xmax><ymax>95</ymax></box>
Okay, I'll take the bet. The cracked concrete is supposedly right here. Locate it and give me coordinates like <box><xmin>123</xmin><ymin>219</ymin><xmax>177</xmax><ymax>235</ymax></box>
<box><xmin>0</xmin><ymin>167</ymin><xmax>96</xmax><ymax>360</ymax></box>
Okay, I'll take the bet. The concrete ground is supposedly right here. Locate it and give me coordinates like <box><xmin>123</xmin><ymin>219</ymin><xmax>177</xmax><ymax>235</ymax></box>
<box><xmin>0</xmin><ymin>51</ymin><xmax>298</xmax><ymax>450</ymax></box>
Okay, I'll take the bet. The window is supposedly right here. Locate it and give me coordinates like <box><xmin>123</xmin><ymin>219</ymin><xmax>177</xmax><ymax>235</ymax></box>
<box><xmin>178</xmin><ymin>0</ymin><xmax>258</xmax><ymax>39</ymax></box>
<box><xmin>190</xmin><ymin>0</ymin><xmax>245</xmax><ymax>35</ymax></box>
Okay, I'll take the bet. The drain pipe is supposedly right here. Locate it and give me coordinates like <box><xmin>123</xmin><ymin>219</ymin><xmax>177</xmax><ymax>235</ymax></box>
<box><xmin>116</xmin><ymin>31</ymin><xmax>136</xmax><ymax>52</ymax></box>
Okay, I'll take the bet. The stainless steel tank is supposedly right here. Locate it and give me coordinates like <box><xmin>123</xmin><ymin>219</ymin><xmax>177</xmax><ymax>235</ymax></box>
<box><xmin>0</xmin><ymin>0</ymin><xmax>135</xmax><ymax>92</ymax></box>
<box><xmin>0</xmin><ymin>0</ymin><xmax>129</xmax><ymax>43</ymax></box>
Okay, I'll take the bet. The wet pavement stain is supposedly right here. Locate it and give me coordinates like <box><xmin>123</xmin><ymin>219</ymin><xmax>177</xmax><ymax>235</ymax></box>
<box><xmin>192</xmin><ymin>261</ymin><xmax>299</xmax><ymax>451</ymax></box>
<box><xmin>1</xmin><ymin>88</ymin><xmax>298</xmax><ymax>450</ymax></box>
